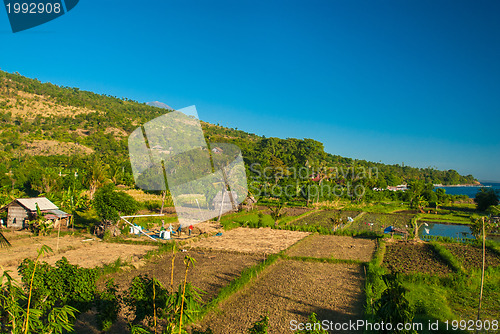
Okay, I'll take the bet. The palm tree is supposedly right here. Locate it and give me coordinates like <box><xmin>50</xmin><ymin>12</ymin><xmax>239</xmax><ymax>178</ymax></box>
<box><xmin>88</xmin><ymin>157</ymin><xmax>109</xmax><ymax>200</ymax></box>
<box><xmin>269</xmin><ymin>202</ymin><xmax>286</xmax><ymax>227</ymax></box>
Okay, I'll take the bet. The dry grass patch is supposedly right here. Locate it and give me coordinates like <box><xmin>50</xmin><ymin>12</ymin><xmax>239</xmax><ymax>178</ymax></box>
<box><xmin>190</xmin><ymin>227</ymin><xmax>310</xmax><ymax>254</ymax></box>
<box><xmin>0</xmin><ymin>234</ymin><xmax>156</xmax><ymax>281</ymax></box>
<box><xmin>287</xmin><ymin>234</ymin><xmax>376</xmax><ymax>262</ymax></box>
<box><xmin>23</xmin><ymin>140</ymin><xmax>93</xmax><ymax>156</ymax></box>
<box><xmin>0</xmin><ymin>90</ymin><xmax>96</xmax><ymax>119</ymax></box>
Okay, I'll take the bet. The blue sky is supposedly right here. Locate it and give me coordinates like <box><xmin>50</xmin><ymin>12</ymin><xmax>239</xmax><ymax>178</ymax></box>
<box><xmin>1</xmin><ymin>0</ymin><xmax>499</xmax><ymax>181</ymax></box>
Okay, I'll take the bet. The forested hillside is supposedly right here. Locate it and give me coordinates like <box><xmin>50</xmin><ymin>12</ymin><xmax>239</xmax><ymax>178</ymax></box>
<box><xmin>0</xmin><ymin>70</ymin><xmax>476</xmax><ymax>207</ymax></box>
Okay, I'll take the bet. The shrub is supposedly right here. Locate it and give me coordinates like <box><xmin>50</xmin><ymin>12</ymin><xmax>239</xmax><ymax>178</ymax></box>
<box><xmin>94</xmin><ymin>183</ymin><xmax>139</xmax><ymax>224</ymax></box>
<box><xmin>18</xmin><ymin>256</ymin><xmax>98</xmax><ymax>313</ymax></box>
<box><xmin>373</xmin><ymin>274</ymin><xmax>416</xmax><ymax>333</ymax></box>
<box><xmin>96</xmin><ymin>279</ymin><xmax>121</xmax><ymax>331</ymax></box>
<box><xmin>248</xmin><ymin>315</ymin><xmax>269</xmax><ymax>334</ymax></box>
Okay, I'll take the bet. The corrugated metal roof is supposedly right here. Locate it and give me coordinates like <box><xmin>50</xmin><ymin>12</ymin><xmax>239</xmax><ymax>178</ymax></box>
<box><xmin>47</xmin><ymin>209</ymin><xmax>69</xmax><ymax>218</ymax></box>
<box><xmin>16</xmin><ymin>197</ymin><xmax>58</xmax><ymax>211</ymax></box>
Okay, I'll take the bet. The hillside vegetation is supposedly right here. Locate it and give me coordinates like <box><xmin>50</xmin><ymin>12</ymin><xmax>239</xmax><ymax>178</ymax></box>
<box><xmin>0</xmin><ymin>70</ymin><xmax>476</xmax><ymax>209</ymax></box>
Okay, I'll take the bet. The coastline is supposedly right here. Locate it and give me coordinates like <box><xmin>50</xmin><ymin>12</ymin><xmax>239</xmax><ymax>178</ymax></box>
<box><xmin>433</xmin><ymin>183</ymin><xmax>486</xmax><ymax>188</ymax></box>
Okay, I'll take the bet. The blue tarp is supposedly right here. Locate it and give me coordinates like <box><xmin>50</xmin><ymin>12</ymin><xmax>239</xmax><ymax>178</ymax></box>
<box><xmin>384</xmin><ymin>226</ymin><xmax>395</xmax><ymax>233</ymax></box>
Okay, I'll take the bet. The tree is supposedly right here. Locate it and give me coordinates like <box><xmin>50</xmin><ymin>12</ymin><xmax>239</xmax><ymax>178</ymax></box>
<box><xmin>86</xmin><ymin>157</ymin><xmax>109</xmax><ymax>201</ymax></box>
<box><xmin>435</xmin><ymin>188</ymin><xmax>447</xmax><ymax>213</ymax></box>
<box><xmin>27</xmin><ymin>203</ymin><xmax>52</xmax><ymax>236</ymax></box>
<box><xmin>93</xmin><ymin>183</ymin><xmax>138</xmax><ymax>225</ymax></box>
<box><xmin>411</xmin><ymin>216</ymin><xmax>428</xmax><ymax>241</ymax></box>
<box><xmin>474</xmin><ymin>188</ymin><xmax>499</xmax><ymax>211</ymax></box>
<box><xmin>269</xmin><ymin>202</ymin><xmax>286</xmax><ymax>227</ymax></box>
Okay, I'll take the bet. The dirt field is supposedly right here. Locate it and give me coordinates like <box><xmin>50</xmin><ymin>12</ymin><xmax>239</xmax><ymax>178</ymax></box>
<box><xmin>197</xmin><ymin>260</ymin><xmax>365</xmax><ymax>334</ymax></box>
<box><xmin>383</xmin><ymin>242</ymin><xmax>453</xmax><ymax>275</ymax></box>
<box><xmin>443</xmin><ymin>243</ymin><xmax>500</xmax><ymax>270</ymax></box>
<box><xmin>101</xmin><ymin>250</ymin><xmax>264</xmax><ymax>303</ymax></box>
<box><xmin>76</xmin><ymin>250</ymin><xmax>265</xmax><ymax>334</ymax></box>
<box><xmin>188</xmin><ymin>227</ymin><xmax>310</xmax><ymax>254</ymax></box>
<box><xmin>260</xmin><ymin>206</ymin><xmax>313</xmax><ymax>216</ymax></box>
<box><xmin>286</xmin><ymin>235</ymin><xmax>376</xmax><ymax>262</ymax></box>
<box><xmin>0</xmin><ymin>233</ymin><xmax>156</xmax><ymax>281</ymax></box>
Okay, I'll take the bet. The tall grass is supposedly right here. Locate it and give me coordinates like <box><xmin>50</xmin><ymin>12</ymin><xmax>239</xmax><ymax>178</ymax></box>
<box><xmin>99</xmin><ymin>257</ymin><xmax>132</xmax><ymax>276</ymax></box>
<box><xmin>428</xmin><ymin>242</ymin><xmax>465</xmax><ymax>274</ymax></box>
<box><xmin>364</xmin><ymin>239</ymin><xmax>387</xmax><ymax>318</ymax></box>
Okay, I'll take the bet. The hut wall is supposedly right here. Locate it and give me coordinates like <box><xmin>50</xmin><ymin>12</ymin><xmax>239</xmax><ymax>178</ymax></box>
<box><xmin>6</xmin><ymin>203</ymin><xmax>28</xmax><ymax>229</ymax></box>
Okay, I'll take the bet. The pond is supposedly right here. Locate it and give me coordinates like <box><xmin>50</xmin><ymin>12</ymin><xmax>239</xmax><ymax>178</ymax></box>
<box><xmin>419</xmin><ymin>222</ymin><xmax>500</xmax><ymax>243</ymax></box>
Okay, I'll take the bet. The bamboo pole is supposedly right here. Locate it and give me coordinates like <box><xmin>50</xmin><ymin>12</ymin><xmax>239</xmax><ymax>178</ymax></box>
<box><xmin>477</xmin><ymin>216</ymin><xmax>486</xmax><ymax>321</ymax></box>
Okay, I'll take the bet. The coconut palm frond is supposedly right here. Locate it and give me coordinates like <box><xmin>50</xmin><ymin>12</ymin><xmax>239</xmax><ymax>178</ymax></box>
<box><xmin>0</xmin><ymin>232</ymin><xmax>11</xmax><ymax>248</ymax></box>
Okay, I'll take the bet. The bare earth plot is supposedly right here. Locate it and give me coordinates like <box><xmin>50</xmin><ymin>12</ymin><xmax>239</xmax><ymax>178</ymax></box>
<box><xmin>443</xmin><ymin>243</ymin><xmax>500</xmax><ymax>270</ymax></box>
<box><xmin>287</xmin><ymin>235</ymin><xmax>376</xmax><ymax>262</ymax></box>
<box><xmin>197</xmin><ymin>260</ymin><xmax>365</xmax><ymax>334</ymax></box>
<box><xmin>0</xmin><ymin>234</ymin><xmax>156</xmax><ymax>281</ymax></box>
<box><xmin>188</xmin><ymin>227</ymin><xmax>310</xmax><ymax>254</ymax></box>
<box><xmin>383</xmin><ymin>242</ymin><xmax>453</xmax><ymax>275</ymax></box>
<box><xmin>77</xmin><ymin>250</ymin><xmax>265</xmax><ymax>334</ymax></box>
<box><xmin>101</xmin><ymin>250</ymin><xmax>264</xmax><ymax>304</ymax></box>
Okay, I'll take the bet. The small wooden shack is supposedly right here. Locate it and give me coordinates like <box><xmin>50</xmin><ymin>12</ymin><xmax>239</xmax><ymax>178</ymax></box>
<box><xmin>0</xmin><ymin>197</ymin><xmax>70</xmax><ymax>230</ymax></box>
<box><xmin>212</xmin><ymin>190</ymin><xmax>239</xmax><ymax>212</ymax></box>
<box><xmin>238</xmin><ymin>195</ymin><xmax>257</xmax><ymax>212</ymax></box>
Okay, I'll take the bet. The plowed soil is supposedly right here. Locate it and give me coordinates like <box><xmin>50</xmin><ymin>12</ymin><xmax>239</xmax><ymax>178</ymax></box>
<box><xmin>196</xmin><ymin>260</ymin><xmax>365</xmax><ymax>334</ymax></box>
<box><xmin>443</xmin><ymin>243</ymin><xmax>500</xmax><ymax>270</ymax></box>
<box><xmin>383</xmin><ymin>242</ymin><xmax>453</xmax><ymax>275</ymax></box>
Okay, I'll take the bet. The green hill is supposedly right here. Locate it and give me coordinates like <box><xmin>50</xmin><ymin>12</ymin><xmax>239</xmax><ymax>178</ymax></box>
<box><xmin>0</xmin><ymin>70</ymin><xmax>476</xmax><ymax>206</ymax></box>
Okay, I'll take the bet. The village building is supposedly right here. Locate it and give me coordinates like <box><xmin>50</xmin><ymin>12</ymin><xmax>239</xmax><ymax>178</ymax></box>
<box><xmin>212</xmin><ymin>190</ymin><xmax>238</xmax><ymax>212</ymax></box>
<box><xmin>0</xmin><ymin>197</ymin><xmax>70</xmax><ymax>230</ymax></box>
<box><xmin>239</xmin><ymin>195</ymin><xmax>257</xmax><ymax>212</ymax></box>
<box><xmin>211</xmin><ymin>147</ymin><xmax>224</xmax><ymax>154</ymax></box>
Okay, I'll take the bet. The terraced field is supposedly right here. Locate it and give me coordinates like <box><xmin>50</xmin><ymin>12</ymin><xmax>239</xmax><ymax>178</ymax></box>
<box><xmin>383</xmin><ymin>241</ymin><xmax>453</xmax><ymax>275</ymax></box>
<box><xmin>289</xmin><ymin>210</ymin><xmax>362</xmax><ymax>229</ymax></box>
<box><xmin>348</xmin><ymin>212</ymin><xmax>414</xmax><ymax>234</ymax></box>
<box><xmin>443</xmin><ymin>243</ymin><xmax>500</xmax><ymax>270</ymax></box>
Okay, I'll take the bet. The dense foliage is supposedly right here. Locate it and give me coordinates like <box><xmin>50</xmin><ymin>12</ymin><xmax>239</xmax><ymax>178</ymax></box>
<box><xmin>94</xmin><ymin>183</ymin><xmax>139</xmax><ymax>224</ymax></box>
<box><xmin>18</xmin><ymin>257</ymin><xmax>98</xmax><ymax>314</ymax></box>
<box><xmin>474</xmin><ymin>188</ymin><xmax>499</xmax><ymax>211</ymax></box>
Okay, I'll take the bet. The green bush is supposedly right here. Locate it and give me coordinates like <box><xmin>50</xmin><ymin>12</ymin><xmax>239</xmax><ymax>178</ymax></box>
<box><xmin>297</xmin><ymin>313</ymin><xmax>328</xmax><ymax>333</ymax></box>
<box><xmin>96</xmin><ymin>279</ymin><xmax>121</xmax><ymax>331</ymax></box>
<box><xmin>248</xmin><ymin>315</ymin><xmax>269</xmax><ymax>334</ymax></box>
<box><xmin>94</xmin><ymin>183</ymin><xmax>139</xmax><ymax>224</ymax></box>
<box><xmin>18</xmin><ymin>256</ymin><xmax>98</xmax><ymax>313</ymax></box>
<box><xmin>373</xmin><ymin>275</ymin><xmax>416</xmax><ymax>334</ymax></box>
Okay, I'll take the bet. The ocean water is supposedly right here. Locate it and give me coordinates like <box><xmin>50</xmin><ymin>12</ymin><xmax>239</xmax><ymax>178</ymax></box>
<box><xmin>434</xmin><ymin>182</ymin><xmax>500</xmax><ymax>198</ymax></box>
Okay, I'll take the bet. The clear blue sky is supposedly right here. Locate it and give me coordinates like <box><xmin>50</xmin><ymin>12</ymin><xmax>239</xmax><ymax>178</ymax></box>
<box><xmin>1</xmin><ymin>0</ymin><xmax>499</xmax><ymax>181</ymax></box>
